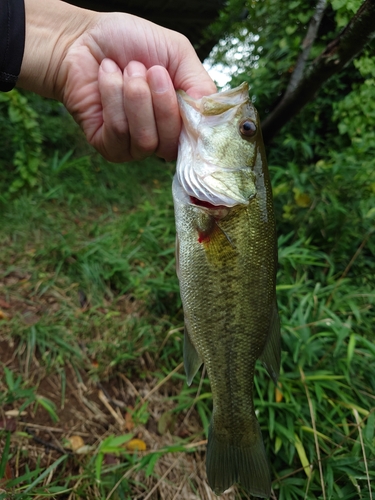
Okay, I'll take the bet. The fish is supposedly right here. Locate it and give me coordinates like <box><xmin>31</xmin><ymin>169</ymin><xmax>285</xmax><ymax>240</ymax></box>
<box><xmin>172</xmin><ymin>82</ymin><xmax>280</xmax><ymax>497</ymax></box>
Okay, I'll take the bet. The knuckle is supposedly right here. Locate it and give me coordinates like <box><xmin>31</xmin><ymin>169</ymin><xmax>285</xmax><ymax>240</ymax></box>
<box><xmin>125</xmin><ymin>79</ymin><xmax>150</xmax><ymax>101</ymax></box>
<box><xmin>136</xmin><ymin>132</ymin><xmax>158</xmax><ymax>154</ymax></box>
<box><xmin>110</xmin><ymin>119</ymin><xmax>128</xmax><ymax>139</ymax></box>
<box><xmin>156</xmin><ymin>141</ymin><xmax>178</xmax><ymax>162</ymax></box>
<box><xmin>131</xmin><ymin>132</ymin><xmax>158</xmax><ymax>159</ymax></box>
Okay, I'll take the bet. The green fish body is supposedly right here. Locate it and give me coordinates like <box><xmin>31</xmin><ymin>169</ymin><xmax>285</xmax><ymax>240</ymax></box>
<box><xmin>173</xmin><ymin>83</ymin><xmax>280</xmax><ymax>497</ymax></box>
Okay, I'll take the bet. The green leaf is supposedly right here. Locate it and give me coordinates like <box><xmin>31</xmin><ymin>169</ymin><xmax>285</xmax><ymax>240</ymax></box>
<box><xmin>23</xmin><ymin>455</ymin><xmax>67</xmax><ymax>493</ymax></box>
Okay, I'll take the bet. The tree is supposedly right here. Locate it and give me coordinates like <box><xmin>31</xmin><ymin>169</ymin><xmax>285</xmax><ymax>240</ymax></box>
<box><xmin>261</xmin><ymin>0</ymin><xmax>375</xmax><ymax>142</ymax></box>
<box><xmin>208</xmin><ymin>0</ymin><xmax>375</xmax><ymax>269</ymax></box>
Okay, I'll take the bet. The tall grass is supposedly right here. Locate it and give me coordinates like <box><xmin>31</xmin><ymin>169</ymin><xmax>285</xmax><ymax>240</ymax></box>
<box><xmin>0</xmin><ymin>91</ymin><xmax>374</xmax><ymax>499</ymax></box>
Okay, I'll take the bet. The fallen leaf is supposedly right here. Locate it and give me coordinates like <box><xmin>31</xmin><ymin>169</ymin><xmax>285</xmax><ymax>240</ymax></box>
<box><xmin>0</xmin><ymin>310</ymin><xmax>9</xmax><ymax>320</ymax></box>
<box><xmin>104</xmin><ymin>454</ymin><xmax>118</xmax><ymax>465</ymax></box>
<box><xmin>124</xmin><ymin>410</ymin><xmax>134</xmax><ymax>432</ymax></box>
<box><xmin>0</xmin><ymin>299</ymin><xmax>11</xmax><ymax>309</ymax></box>
<box><xmin>124</xmin><ymin>439</ymin><xmax>146</xmax><ymax>451</ymax></box>
<box><xmin>275</xmin><ymin>385</ymin><xmax>283</xmax><ymax>403</ymax></box>
<box><xmin>0</xmin><ymin>462</ymin><xmax>12</xmax><ymax>485</ymax></box>
<box><xmin>75</xmin><ymin>444</ymin><xmax>95</xmax><ymax>454</ymax></box>
<box><xmin>0</xmin><ymin>418</ymin><xmax>17</xmax><ymax>432</ymax></box>
<box><xmin>66</xmin><ymin>435</ymin><xmax>85</xmax><ymax>451</ymax></box>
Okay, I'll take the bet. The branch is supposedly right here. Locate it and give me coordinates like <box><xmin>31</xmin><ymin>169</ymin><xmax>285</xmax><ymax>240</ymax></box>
<box><xmin>285</xmin><ymin>0</ymin><xmax>327</xmax><ymax>96</ymax></box>
<box><xmin>261</xmin><ymin>0</ymin><xmax>375</xmax><ymax>144</ymax></box>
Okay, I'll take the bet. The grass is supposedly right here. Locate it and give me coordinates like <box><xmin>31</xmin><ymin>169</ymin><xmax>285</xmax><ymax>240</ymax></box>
<box><xmin>0</xmin><ymin>96</ymin><xmax>374</xmax><ymax>499</ymax></box>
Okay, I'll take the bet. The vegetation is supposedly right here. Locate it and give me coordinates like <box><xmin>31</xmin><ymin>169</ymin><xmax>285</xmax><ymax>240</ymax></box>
<box><xmin>1</xmin><ymin>0</ymin><xmax>374</xmax><ymax>498</ymax></box>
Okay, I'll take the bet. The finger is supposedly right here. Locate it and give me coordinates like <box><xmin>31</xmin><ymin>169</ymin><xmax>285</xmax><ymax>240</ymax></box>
<box><xmin>147</xmin><ymin>66</ymin><xmax>181</xmax><ymax>161</ymax></box>
<box><xmin>97</xmin><ymin>58</ymin><xmax>131</xmax><ymax>162</ymax></box>
<box><xmin>123</xmin><ymin>61</ymin><xmax>158</xmax><ymax>160</ymax></box>
<box><xmin>167</xmin><ymin>34</ymin><xmax>217</xmax><ymax>99</ymax></box>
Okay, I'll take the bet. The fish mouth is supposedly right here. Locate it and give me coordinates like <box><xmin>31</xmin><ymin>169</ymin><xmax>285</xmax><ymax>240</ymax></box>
<box><xmin>189</xmin><ymin>196</ymin><xmax>231</xmax><ymax>220</ymax></box>
<box><xmin>189</xmin><ymin>196</ymin><xmax>218</xmax><ymax>209</ymax></box>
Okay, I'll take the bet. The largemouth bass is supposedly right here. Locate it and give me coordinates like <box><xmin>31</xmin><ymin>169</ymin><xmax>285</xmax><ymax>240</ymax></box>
<box><xmin>173</xmin><ymin>82</ymin><xmax>280</xmax><ymax>497</ymax></box>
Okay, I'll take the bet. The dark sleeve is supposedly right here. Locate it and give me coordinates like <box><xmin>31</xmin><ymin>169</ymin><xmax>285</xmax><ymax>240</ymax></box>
<box><xmin>0</xmin><ymin>0</ymin><xmax>25</xmax><ymax>92</ymax></box>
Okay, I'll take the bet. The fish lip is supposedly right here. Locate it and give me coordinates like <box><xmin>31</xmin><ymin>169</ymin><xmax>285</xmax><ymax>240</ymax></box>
<box><xmin>188</xmin><ymin>193</ymin><xmax>255</xmax><ymax>210</ymax></box>
<box><xmin>176</xmin><ymin>82</ymin><xmax>250</xmax><ymax>115</ymax></box>
<box><xmin>179</xmin><ymin>173</ymin><xmax>251</xmax><ymax>208</ymax></box>
<box><xmin>188</xmin><ymin>196</ymin><xmax>232</xmax><ymax>222</ymax></box>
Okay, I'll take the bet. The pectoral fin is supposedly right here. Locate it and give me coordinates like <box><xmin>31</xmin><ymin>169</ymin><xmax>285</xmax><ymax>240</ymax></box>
<box><xmin>184</xmin><ymin>325</ymin><xmax>202</xmax><ymax>386</ymax></box>
<box><xmin>260</xmin><ymin>299</ymin><xmax>281</xmax><ymax>385</ymax></box>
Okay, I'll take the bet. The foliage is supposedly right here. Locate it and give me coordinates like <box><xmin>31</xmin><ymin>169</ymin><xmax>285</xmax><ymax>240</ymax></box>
<box><xmin>0</xmin><ymin>89</ymin><xmax>84</xmax><ymax>196</ymax></box>
<box><xmin>0</xmin><ymin>90</ymin><xmax>43</xmax><ymax>193</ymax></box>
<box><xmin>0</xmin><ymin>0</ymin><xmax>374</xmax><ymax>498</ymax></box>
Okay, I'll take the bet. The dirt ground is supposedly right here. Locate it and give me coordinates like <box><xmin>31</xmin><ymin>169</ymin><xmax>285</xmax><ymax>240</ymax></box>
<box><xmin>0</xmin><ymin>287</ymin><xmax>249</xmax><ymax>499</ymax></box>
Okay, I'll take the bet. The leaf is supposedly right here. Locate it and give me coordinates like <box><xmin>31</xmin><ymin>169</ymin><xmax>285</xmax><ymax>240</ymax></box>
<box><xmin>0</xmin><ymin>463</ymin><xmax>13</xmax><ymax>486</ymax></box>
<box><xmin>35</xmin><ymin>395</ymin><xmax>59</xmax><ymax>423</ymax></box>
<box><xmin>125</xmin><ymin>439</ymin><xmax>147</xmax><ymax>451</ymax></box>
<box><xmin>23</xmin><ymin>455</ymin><xmax>67</xmax><ymax>494</ymax></box>
<box><xmin>0</xmin><ymin>432</ymin><xmax>11</xmax><ymax>479</ymax></box>
<box><xmin>347</xmin><ymin>333</ymin><xmax>356</xmax><ymax>366</ymax></box>
<box><xmin>95</xmin><ymin>452</ymin><xmax>104</xmax><ymax>482</ymax></box>
<box><xmin>157</xmin><ymin>411</ymin><xmax>176</xmax><ymax>435</ymax></box>
<box><xmin>0</xmin><ymin>310</ymin><xmax>9</xmax><ymax>320</ymax></box>
<box><xmin>124</xmin><ymin>410</ymin><xmax>135</xmax><ymax>432</ymax></box>
<box><xmin>275</xmin><ymin>436</ymin><xmax>283</xmax><ymax>454</ymax></box>
<box><xmin>275</xmin><ymin>385</ymin><xmax>283</xmax><ymax>403</ymax></box>
<box><xmin>293</xmin><ymin>188</ymin><xmax>311</xmax><ymax>208</ymax></box>
<box><xmin>101</xmin><ymin>434</ymin><xmax>133</xmax><ymax>450</ymax></box>
<box><xmin>66</xmin><ymin>435</ymin><xmax>85</xmax><ymax>452</ymax></box>
<box><xmin>0</xmin><ymin>418</ymin><xmax>17</xmax><ymax>432</ymax></box>
<box><xmin>145</xmin><ymin>453</ymin><xmax>160</xmax><ymax>477</ymax></box>
<box><xmin>4</xmin><ymin>367</ymin><xmax>14</xmax><ymax>391</ymax></box>
<box><xmin>294</xmin><ymin>434</ymin><xmax>311</xmax><ymax>478</ymax></box>
<box><xmin>365</xmin><ymin>412</ymin><xmax>375</xmax><ymax>442</ymax></box>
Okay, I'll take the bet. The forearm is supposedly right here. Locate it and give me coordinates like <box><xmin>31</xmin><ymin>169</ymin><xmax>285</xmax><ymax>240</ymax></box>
<box><xmin>18</xmin><ymin>0</ymin><xmax>97</xmax><ymax>99</ymax></box>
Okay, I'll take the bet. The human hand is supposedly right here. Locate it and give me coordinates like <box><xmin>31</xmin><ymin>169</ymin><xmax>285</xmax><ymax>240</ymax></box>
<box><xmin>18</xmin><ymin>0</ymin><xmax>217</xmax><ymax>163</ymax></box>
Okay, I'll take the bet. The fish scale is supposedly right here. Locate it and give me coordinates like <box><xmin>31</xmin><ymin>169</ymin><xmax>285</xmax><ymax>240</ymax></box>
<box><xmin>173</xmin><ymin>82</ymin><xmax>280</xmax><ymax>497</ymax></box>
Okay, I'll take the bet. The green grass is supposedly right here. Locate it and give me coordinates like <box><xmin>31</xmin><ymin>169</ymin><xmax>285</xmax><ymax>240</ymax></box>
<box><xmin>0</xmin><ymin>94</ymin><xmax>374</xmax><ymax>499</ymax></box>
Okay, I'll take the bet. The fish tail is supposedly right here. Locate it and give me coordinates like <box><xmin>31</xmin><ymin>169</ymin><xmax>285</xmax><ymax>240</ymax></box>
<box><xmin>206</xmin><ymin>418</ymin><xmax>271</xmax><ymax>498</ymax></box>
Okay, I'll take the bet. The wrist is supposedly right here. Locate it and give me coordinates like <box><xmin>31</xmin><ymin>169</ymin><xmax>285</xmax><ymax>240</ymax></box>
<box><xmin>18</xmin><ymin>0</ymin><xmax>97</xmax><ymax>99</ymax></box>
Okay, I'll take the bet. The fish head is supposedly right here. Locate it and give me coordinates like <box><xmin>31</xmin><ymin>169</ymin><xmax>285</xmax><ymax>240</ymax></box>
<box><xmin>176</xmin><ymin>82</ymin><xmax>264</xmax><ymax>208</ymax></box>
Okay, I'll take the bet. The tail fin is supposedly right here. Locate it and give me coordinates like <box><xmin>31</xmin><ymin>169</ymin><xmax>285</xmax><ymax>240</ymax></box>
<box><xmin>206</xmin><ymin>419</ymin><xmax>271</xmax><ymax>498</ymax></box>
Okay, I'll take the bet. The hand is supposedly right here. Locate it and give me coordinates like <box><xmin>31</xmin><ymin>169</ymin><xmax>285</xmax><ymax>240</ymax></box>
<box><xmin>18</xmin><ymin>0</ymin><xmax>217</xmax><ymax>163</ymax></box>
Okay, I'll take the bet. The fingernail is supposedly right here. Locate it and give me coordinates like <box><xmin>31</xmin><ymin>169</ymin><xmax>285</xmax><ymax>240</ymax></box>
<box><xmin>101</xmin><ymin>58</ymin><xmax>119</xmax><ymax>74</ymax></box>
<box><xmin>149</xmin><ymin>69</ymin><xmax>170</xmax><ymax>94</ymax></box>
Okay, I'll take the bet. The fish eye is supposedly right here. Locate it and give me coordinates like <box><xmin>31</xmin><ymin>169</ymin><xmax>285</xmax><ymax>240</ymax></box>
<box><xmin>239</xmin><ymin>119</ymin><xmax>257</xmax><ymax>138</ymax></box>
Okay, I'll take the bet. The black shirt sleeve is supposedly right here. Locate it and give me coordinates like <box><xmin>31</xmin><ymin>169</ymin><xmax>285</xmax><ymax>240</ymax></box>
<box><xmin>0</xmin><ymin>0</ymin><xmax>25</xmax><ymax>92</ymax></box>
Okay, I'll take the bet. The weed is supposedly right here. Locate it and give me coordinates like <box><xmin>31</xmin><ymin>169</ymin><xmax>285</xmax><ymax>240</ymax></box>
<box><xmin>0</xmin><ymin>89</ymin><xmax>374</xmax><ymax>499</ymax></box>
